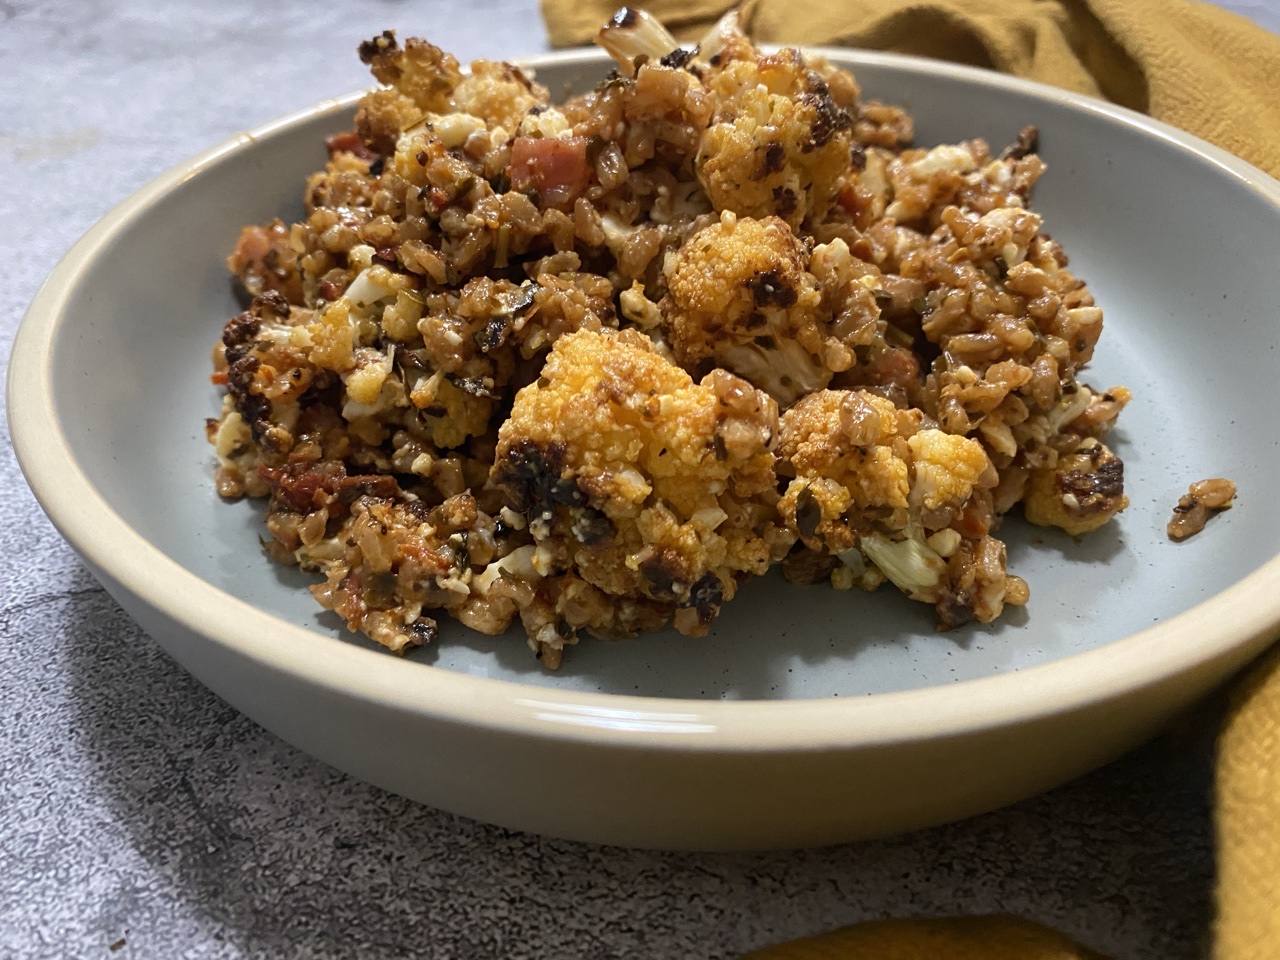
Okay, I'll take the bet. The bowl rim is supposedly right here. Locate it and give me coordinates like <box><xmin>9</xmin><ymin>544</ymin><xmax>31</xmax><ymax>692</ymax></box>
<box><xmin>10</xmin><ymin>46</ymin><xmax>1280</xmax><ymax>750</ymax></box>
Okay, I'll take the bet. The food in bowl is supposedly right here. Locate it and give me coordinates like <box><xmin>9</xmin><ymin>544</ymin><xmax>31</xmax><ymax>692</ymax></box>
<box><xmin>1167</xmin><ymin>478</ymin><xmax>1236</xmax><ymax>541</ymax></box>
<box><xmin>207</xmin><ymin>7</ymin><xmax>1130</xmax><ymax>667</ymax></box>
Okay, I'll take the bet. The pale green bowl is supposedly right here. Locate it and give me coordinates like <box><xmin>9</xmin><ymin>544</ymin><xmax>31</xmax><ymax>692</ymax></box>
<box><xmin>11</xmin><ymin>48</ymin><xmax>1280</xmax><ymax>849</ymax></box>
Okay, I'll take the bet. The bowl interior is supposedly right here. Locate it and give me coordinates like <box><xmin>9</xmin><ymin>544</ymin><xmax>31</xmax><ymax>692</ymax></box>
<box><xmin>46</xmin><ymin>52</ymin><xmax>1280</xmax><ymax>700</ymax></box>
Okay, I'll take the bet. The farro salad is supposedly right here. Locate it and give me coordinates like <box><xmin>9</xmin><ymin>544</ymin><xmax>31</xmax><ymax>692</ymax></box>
<box><xmin>207</xmin><ymin>8</ymin><xmax>1130</xmax><ymax>668</ymax></box>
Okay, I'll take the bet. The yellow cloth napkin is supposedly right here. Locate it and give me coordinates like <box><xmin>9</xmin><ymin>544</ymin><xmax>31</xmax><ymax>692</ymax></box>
<box><xmin>537</xmin><ymin>0</ymin><xmax>1280</xmax><ymax>956</ymax></box>
<box><xmin>540</xmin><ymin>0</ymin><xmax>1280</xmax><ymax>178</ymax></box>
<box><xmin>1213</xmin><ymin>646</ymin><xmax>1280</xmax><ymax>960</ymax></box>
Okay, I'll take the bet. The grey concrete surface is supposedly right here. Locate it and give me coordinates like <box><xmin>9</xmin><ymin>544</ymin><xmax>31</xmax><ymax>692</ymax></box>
<box><xmin>3</xmin><ymin>1</ymin><xmax>1276</xmax><ymax>957</ymax></box>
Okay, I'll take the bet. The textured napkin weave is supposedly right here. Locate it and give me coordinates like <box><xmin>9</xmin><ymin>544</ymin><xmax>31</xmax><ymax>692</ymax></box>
<box><xmin>540</xmin><ymin>0</ymin><xmax>1280</xmax><ymax>177</ymax></box>
<box><xmin>537</xmin><ymin>1</ymin><xmax>1280</xmax><ymax>957</ymax></box>
<box><xmin>1213</xmin><ymin>646</ymin><xmax>1280</xmax><ymax>960</ymax></box>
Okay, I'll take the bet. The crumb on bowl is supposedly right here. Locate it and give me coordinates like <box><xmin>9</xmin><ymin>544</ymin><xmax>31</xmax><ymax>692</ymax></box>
<box><xmin>1168</xmin><ymin>478</ymin><xmax>1236</xmax><ymax>541</ymax></box>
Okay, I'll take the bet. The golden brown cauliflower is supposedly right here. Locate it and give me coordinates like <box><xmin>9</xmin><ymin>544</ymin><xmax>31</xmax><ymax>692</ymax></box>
<box><xmin>1023</xmin><ymin>437</ymin><xmax>1129</xmax><ymax>536</ymax></box>
<box><xmin>777</xmin><ymin>390</ymin><xmax>918</xmax><ymax>553</ymax></box>
<box><xmin>662</xmin><ymin>213</ymin><xmax>836</xmax><ymax>406</ymax></box>
<box><xmin>697</xmin><ymin>48</ymin><xmax>853</xmax><ymax>228</ymax></box>
<box><xmin>356</xmin><ymin>32</ymin><xmax>548</xmax><ymax>139</ymax></box>
<box><xmin>777</xmin><ymin>389</ymin><xmax>1027</xmax><ymax>627</ymax></box>
<box><xmin>491</xmin><ymin>327</ymin><xmax>789</xmax><ymax>648</ymax></box>
<box><xmin>358</xmin><ymin>31</ymin><xmax>462</xmax><ymax>113</ymax></box>
<box><xmin>449</xmin><ymin>60</ymin><xmax>547</xmax><ymax>132</ymax></box>
<box><xmin>354</xmin><ymin>31</ymin><xmax>461</xmax><ymax>154</ymax></box>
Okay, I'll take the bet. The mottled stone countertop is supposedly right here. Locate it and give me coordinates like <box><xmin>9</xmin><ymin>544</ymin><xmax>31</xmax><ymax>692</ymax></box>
<box><xmin>3</xmin><ymin>1</ymin><xmax>1276</xmax><ymax>957</ymax></box>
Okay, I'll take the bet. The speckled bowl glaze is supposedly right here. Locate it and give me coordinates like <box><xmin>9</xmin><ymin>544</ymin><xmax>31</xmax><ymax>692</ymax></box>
<box><xmin>11</xmin><ymin>48</ymin><xmax>1280</xmax><ymax>850</ymax></box>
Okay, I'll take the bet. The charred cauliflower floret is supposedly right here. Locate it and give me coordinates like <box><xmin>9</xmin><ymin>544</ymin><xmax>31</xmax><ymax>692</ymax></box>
<box><xmin>357</xmin><ymin>34</ymin><xmax>549</xmax><ymax>141</ymax></box>
<box><xmin>777</xmin><ymin>390</ymin><xmax>917</xmax><ymax>555</ymax></box>
<box><xmin>663</xmin><ymin>213</ymin><xmax>836</xmax><ymax>406</ymax></box>
<box><xmin>492</xmin><ymin>327</ymin><xmax>787</xmax><ymax>653</ymax></box>
<box><xmin>1023</xmin><ymin>437</ymin><xmax>1129</xmax><ymax>536</ymax></box>
<box><xmin>777</xmin><ymin>389</ymin><xmax>1027</xmax><ymax>627</ymax></box>
<box><xmin>358</xmin><ymin>30</ymin><xmax>462</xmax><ymax>113</ymax></box>
<box><xmin>697</xmin><ymin>48</ymin><xmax>853</xmax><ymax>228</ymax></box>
<box><xmin>354</xmin><ymin>31</ymin><xmax>460</xmax><ymax>153</ymax></box>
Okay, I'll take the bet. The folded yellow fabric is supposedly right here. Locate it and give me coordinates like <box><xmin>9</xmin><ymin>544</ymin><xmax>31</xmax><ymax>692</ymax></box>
<box><xmin>1214</xmin><ymin>646</ymin><xmax>1280</xmax><ymax>960</ymax></box>
<box><xmin>540</xmin><ymin>0</ymin><xmax>1280</xmax><ymax>178</ymax></box>
<box><xmin>535</xmin><ymin>1</ymin><xmax>1280</xmax><ymax>957</ymax></box>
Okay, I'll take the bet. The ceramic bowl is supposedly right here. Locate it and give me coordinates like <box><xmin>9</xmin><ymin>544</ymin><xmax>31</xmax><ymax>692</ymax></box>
<box><xmin>11</xmin><ymin>48</ymin><xmax>1280</xmax><ymax>850</ymax></box>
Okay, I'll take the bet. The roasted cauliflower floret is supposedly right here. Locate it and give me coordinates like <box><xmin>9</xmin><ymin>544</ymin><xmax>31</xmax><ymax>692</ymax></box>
<box><xmin>663</xmin><ymin>213</ymin><xmax>835</xmax><ymax>406</ymax></box>
<box><xmin>354</xmin><ymin>31</ymin><xmax>459</xmax><ymax>153</ymax></box>
<box><xmin>1023</xmin><ymin>437</ymin><xmax>1129</xmax><ymax>535</ymax></box>
<box><xmin>777</xmin><ymin>390</ymin><xmax>918</xmax><ymax>555</ymax></box>
<box><xmin>355</xmin><ymin>31</ymin><xmax>548</xmax><ymax>159</ymax></box>
<box><xmin>450</xmin><ymin>59</ymin><xmax>549</xmax><ymax>132</ymax></box>
<box><xmin>909</xmin><ymin>429</ymin><xmax>995</xmax><ymax>517</ymax></box>
<box><xmin>697</xmin><ymin>48</ymin><xmax>853</xmax><ymax>228</ymax></box>
<box><xmin>491</xmin><ymin>327</ymin><xmax>787</xmax><ymax>647</ymax></box>
<box><xmin>773</xmin><ymin>391</ymin><xmax>916</xmax><ymax>560</ymax></box>
<box><xmin>358</xmin><ymin>30</ymin><xmax>462</xmax><ymax>113</ymax></box>
<box><xmin>777</xmin><ymin>389</ymin><xmax>1026</xmax><ymax>627</ymax></box>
